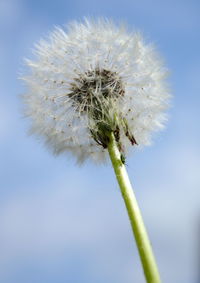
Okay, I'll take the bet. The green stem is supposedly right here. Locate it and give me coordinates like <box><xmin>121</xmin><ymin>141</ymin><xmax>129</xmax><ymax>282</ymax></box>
<box><xmin>107</xmin><ymin>132</ymin><xmax>161</xmax><ymax>283</ymax></box>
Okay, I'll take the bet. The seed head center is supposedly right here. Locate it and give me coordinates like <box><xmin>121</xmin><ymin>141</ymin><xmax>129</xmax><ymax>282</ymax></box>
<box><xmin>69</xmin><ymin>68</ymin><xmax>124</xmax><ymax>111</ymax></box>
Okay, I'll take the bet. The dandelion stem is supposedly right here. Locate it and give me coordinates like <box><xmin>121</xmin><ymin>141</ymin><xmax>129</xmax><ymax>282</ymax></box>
<box><xmin>107</xmin><ymin>132</ymin><xmax>161</xmax><ymax>283</ymax></box>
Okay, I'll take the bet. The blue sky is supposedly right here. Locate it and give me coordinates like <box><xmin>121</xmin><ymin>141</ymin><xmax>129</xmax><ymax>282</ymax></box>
<box><xmin>0</xmin><ymin>0</ymin><xmax>200</xmax><ymax>282</ymax></box>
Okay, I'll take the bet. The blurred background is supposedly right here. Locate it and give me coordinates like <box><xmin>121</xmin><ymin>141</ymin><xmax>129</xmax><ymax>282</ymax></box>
<box><xmin>0</xmin><ymin>0</ymin><xmax>200</xmax><ymax>282</ymax></box>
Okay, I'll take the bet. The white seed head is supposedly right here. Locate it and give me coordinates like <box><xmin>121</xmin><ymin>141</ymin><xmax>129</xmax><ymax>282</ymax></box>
<box><xmin>22</xmin><ymin>18</ymin><xmax>170</xmax><ymax>163</ymax></box>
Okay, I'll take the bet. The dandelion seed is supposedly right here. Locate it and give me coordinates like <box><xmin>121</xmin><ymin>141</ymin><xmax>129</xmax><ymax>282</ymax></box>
<box><xmin>22</xmin><ymin>18</ymin><xmax>170</xmax><ymax>163</ymax></box>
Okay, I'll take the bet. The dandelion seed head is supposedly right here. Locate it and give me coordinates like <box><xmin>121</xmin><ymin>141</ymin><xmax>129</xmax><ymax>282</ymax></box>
<box><xmin>22</xmin><ymin>18</ymin><xmax>170</xmax><ymax>163</ymax></box>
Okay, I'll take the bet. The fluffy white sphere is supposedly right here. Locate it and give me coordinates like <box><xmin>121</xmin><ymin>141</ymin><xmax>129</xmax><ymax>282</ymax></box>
<box><xmin>22</xmin><ymin>18</ymin><xmax>170</xmax><ymax>163</ymax></box>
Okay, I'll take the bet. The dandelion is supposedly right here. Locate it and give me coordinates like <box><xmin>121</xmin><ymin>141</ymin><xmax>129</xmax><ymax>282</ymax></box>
<box><xmin>22</xmin><ymin>18</ymin><xmax>170</xmax><ymax>283</ymax></box>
